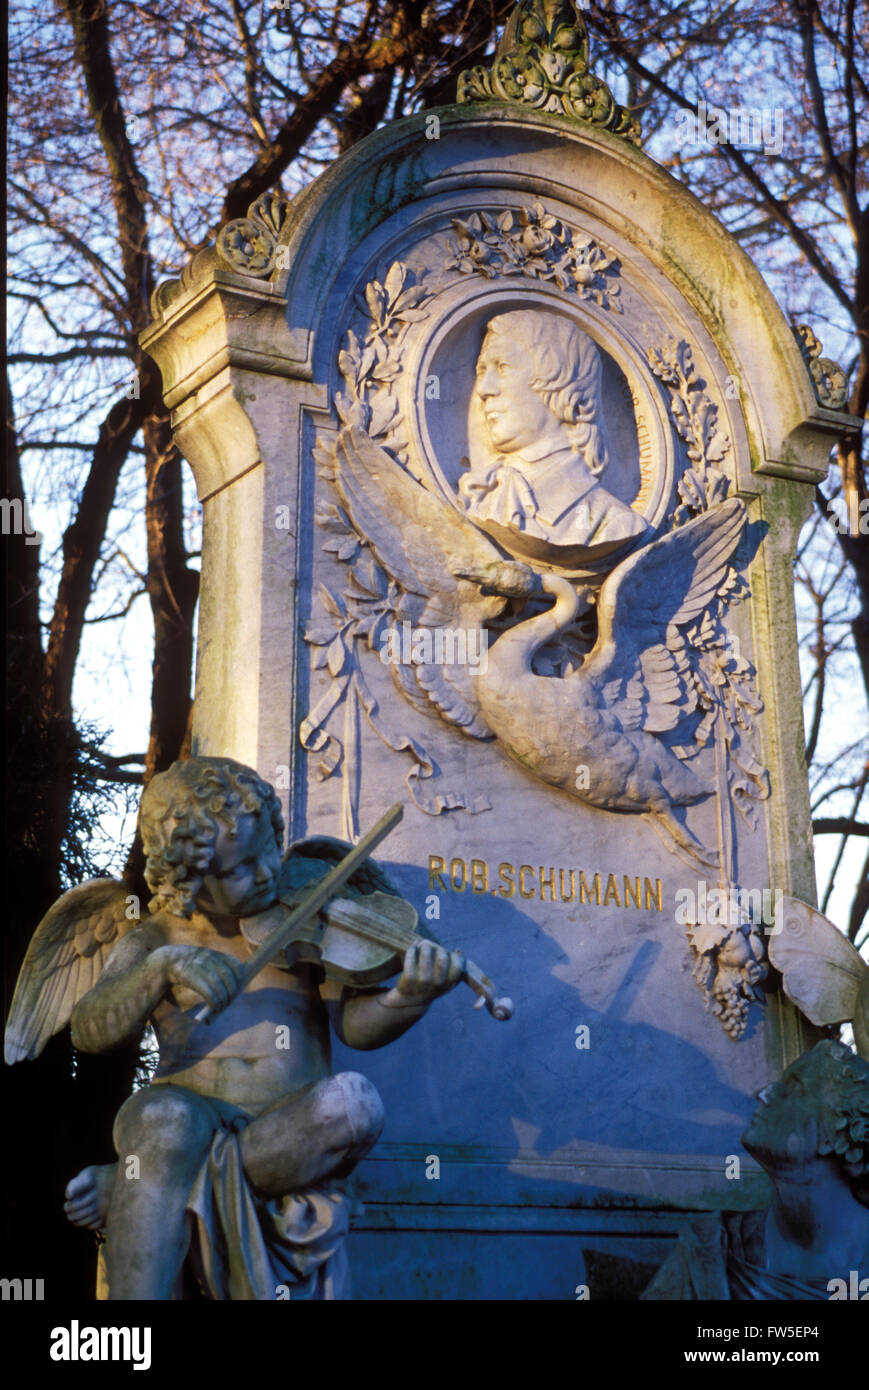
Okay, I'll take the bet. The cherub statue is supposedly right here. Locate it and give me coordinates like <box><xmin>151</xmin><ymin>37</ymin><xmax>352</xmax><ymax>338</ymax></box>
<box><xmin>5</xmin><ymin>756</ymin><xmax>467</xmax><ymax>1300</ymax></box>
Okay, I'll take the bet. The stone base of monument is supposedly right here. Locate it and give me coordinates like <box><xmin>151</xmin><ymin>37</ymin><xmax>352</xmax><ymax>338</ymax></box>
<box><xmin>347</xmin><ymin>1218</ymin><xmax>667</xmax><ymax>1301</ymax></box>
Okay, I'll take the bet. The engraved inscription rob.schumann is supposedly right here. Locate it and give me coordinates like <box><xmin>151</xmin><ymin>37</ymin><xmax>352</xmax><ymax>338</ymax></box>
<box><xmin>428</xmin><ymin>854</ymin><xmax>663</xmax><ymax>909</ymax></box>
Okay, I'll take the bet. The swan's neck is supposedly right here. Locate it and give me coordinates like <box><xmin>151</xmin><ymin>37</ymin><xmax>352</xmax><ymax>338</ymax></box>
<box><xmin>492</xmin><ymin>575</ymin><xmax>583</xmax><ymax>677</ymax></box>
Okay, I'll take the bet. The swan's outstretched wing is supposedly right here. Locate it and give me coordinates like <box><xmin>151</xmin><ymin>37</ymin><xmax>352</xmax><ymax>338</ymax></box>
<box><xmin>769</xmin><ymin>897</ymin><xmax>867</xmax><ymax>1040</ymax></box>
<box><xmin>581</xmin><ymin>497</ymin><xmax>747</xmax><ymax>734</ymax></box>
<box><xmin>5</xmin><ymin>879</ymin><xmax>137</xmax><ymax>1062</ymax></box>
<box><xmin>332</xmin><ymin>427</ymin><xmax>506</xmax><ymax>737</ymax></box>
<box><xmin>334</xmin><ymin>428</ymin><xmax>505</xmax><ymax>624</ymax></box>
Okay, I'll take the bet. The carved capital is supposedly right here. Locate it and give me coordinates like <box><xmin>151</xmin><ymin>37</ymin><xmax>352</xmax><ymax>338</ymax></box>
<box><xmin>150</xmin><ymin>191</ymin><xmax>294</xmax><ymax>320</ymax></box>
<box><xmin>216</xmin><ymin>191</ymin><xmax>293</xmax><ymax>277</ymax></box>
<box><xmin>140</xmin><ymin>273</ymin><xmax>303</xmax><ymax>500</ymax></box>
<box><xmin>457</xmin><ymin>1</ymin><xmax>642</xmax><ymax>146</ymax></box>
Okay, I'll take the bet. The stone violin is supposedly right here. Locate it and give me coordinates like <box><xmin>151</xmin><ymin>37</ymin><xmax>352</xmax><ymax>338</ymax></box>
<box><xmin>196</xmin><ymin>802</ymin><xmax>514</xmax><ymax>1024</ymax></box>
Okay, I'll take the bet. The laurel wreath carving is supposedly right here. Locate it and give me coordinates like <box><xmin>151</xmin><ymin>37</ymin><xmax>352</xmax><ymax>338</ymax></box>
<box><xmin>648</xmin><ymin>335</ymin><xmax>771</xmax><ymax>1038</ymax></box>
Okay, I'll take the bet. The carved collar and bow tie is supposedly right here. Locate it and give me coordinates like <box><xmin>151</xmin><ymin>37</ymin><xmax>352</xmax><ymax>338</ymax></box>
<box><xmin>463</xmin><ymin>445</ymin><xmax>598</xmax><ymax>532</ymax></box>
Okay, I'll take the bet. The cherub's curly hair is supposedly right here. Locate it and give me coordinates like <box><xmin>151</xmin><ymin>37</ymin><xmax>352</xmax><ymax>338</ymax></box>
<box><xmin>140</xmin><ymin>757</ymin><xmax>284</xmax><ymax>917</ymax></box>
<box><xmin>802</xmin><ymin>1040</ymin><xmax>869</xmax><ymax>1206</ymax></box>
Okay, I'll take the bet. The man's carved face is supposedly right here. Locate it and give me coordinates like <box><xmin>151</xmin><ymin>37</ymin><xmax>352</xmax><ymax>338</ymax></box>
<box><xmin>196</xmin><ymin>811</ymin><xmax>282</xmax><ymax>919</ymax></box>
<box><xmin>475</xmin><ymin>331</ymin><xmax>562</xmax><ymax>454</ymax></box>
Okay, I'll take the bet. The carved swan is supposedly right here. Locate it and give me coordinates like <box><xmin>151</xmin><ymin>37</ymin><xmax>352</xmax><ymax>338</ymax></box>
<box><xmin>455</xmin><ymin>548</ymin><xmax>736</xmax><ymax>867</ymax></box>
<box><xmin>329</xmin><ymin>427</ymin><xmax>747</xmax><ymax>867</ymax></box>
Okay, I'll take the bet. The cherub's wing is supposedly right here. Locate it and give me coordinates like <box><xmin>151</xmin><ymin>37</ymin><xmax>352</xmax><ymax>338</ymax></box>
<box><xmin>5</xmin><ymin>879</ymin><xmax>136</xmax><ymax>1062</ymax></box>
<box><xmin>769</xmin><ymin>895</ymin><xmax>866</xmax><ymax>1028</ymax></box>
<box><xmin>332</xmin><ymin>427</ymin><xmax>506</xmax><ymax>737</ymax></box>
<box><xmin>280</xmin><ymin>836</ymin><xmax>401</xmax><ymax>902</ymax></box>
<box><xmin>581</xmin><ymin>498</ymin><xmax>746</xmax><ymax>734</ymax></box>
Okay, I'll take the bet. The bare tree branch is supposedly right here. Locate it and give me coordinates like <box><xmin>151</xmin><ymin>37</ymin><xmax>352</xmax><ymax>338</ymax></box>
<box><xmin>813</xmin><ymin>817</ymin><xmax>869</xmax><ymax>836</ymax></box>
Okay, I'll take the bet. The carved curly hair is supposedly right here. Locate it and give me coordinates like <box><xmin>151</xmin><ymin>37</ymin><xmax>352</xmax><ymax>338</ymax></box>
<box><xmin>801</xmin><ymin>1040</ymin><xmax>869</xmax><ymax>1207</ymax></box>
<box><xmin>140</xmin><ymin>756</ymin><xmax>284</xmax><ymax>917</ymax></box>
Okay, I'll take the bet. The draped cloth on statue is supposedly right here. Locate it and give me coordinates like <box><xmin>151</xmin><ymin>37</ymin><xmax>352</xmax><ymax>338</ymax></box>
<box><xmin>641</xmin><ymin>1210</ymin><xmax>834</xmax><ymax>1301</ymax></box>
<box><xmin>185</xmin><ymin>1095</ymin><xmax>351</xmax><ymax>1301</ymax></box>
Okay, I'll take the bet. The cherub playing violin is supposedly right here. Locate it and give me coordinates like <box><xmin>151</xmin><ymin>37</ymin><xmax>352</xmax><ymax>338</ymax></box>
<box><xmin>5</xmin><ymin>756</ymin><xmax>474</xmax><ymax>1300</ymax></box>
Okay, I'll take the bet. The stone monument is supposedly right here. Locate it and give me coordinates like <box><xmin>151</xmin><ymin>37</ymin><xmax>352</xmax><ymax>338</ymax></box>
<box><xmin>135</xmin><ymin>0</ymin><xmax>856</xmax><ymax>1299</ymax></box>
<box><xmin>9</xmin><ymin>1</ymin><xmax>859</xmax><ymax>1299</ymax></box>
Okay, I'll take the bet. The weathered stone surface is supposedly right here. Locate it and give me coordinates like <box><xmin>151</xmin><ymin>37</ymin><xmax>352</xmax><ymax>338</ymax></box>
<box><xmin>771</xmin><ymin>895</ymin><xmax>869</xmax><ymax>1057</ymax></box>
<box><xmin>6</xmin><ymin>756</ymin><xmax>468</xmax><ymax>1299</ymax></box>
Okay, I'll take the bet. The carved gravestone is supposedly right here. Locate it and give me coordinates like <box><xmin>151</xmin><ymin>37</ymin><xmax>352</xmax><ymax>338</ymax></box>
<box><xmin>141</xmin><ymin>4</ymin><xmax>852</xmax><ymax>1299</ymax></box>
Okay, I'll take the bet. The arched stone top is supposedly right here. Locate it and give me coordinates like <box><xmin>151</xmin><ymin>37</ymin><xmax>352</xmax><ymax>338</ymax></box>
<box><xmin>143</xmin><ymin>103</ymin><xmax>852</xmax><ymax>495</ymax></box>
<box><xmin>275</xmin><ymin>105</ymin><xmax>849</xmax><ymax>484</ymax></box>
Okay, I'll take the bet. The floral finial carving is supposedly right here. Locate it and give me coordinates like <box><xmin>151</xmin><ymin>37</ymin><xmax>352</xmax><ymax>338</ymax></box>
<box><xmin>457</xmin><ymin>0</ymin><xmax>642</xmax><ymax>147</ymax></box>
<box><xmin>447</xmin><ymin>204</ymin><xmax>621</xmax><ymax>309</ymax></box>
<box><xmin>150</xmin><ymin>191</ymin><xmax>294</xmax><ymax>317</ymax></box>
<box><xmin>216</xmin><ymin>191</ymin><xmax>293</xmax><ymax>278</ymax></box>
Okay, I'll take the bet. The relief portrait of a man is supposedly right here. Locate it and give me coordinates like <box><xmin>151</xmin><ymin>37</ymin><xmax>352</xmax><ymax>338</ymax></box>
<box><xmin>457</xmin><ymin>309</ymin><xmax>648</xmax><ymax>562</ymax></box>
